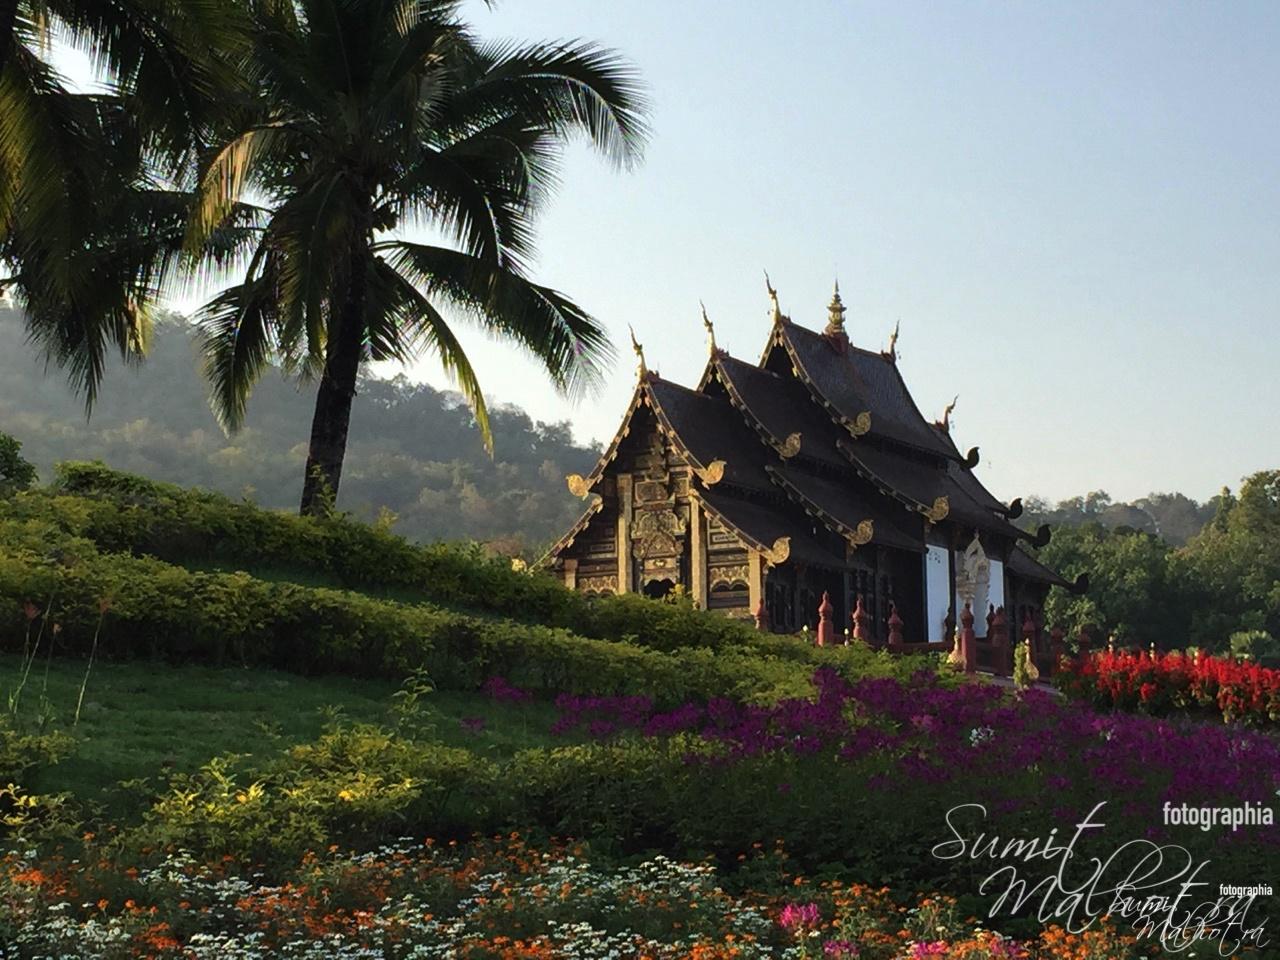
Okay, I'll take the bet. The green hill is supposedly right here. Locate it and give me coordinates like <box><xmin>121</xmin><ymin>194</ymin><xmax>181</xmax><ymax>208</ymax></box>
<box><xmin>0</xmin><ymin>307</ymin><xmax>597</xmax><ymax>551</ymax></box>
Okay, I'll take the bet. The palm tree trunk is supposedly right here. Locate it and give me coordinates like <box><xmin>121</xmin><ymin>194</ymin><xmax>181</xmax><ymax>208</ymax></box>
<box><xmin>299</xmin><ymin>241</ymin><xmax>369</xmax><ymax>517</ymax></box>
<box><xmin>0</xmin><ymin>0</ymin><xmax>18</xmax><ymax>77</ymax></box>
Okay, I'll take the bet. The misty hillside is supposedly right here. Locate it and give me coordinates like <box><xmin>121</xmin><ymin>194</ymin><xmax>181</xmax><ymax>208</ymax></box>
<box><xmin>0</xmin><ymin>306</ymin><xmax>1222</xmax><ymax>549</ymax></box>
<box><xmin>0</xmin><ymin>308</ymin><xmax>598</xmax><ymax>550</ymax></box>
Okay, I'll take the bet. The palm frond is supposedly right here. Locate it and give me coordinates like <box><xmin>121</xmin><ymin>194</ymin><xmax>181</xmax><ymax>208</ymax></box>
<box><xmin>382</xmin><ymin>240</ymin><xmax>613</xmax><ymax>401</ymax></box>
<box><xmin>444</xmin><ymin>39</ymin><xmax>649</xmax><ymax>170</ymax></box>
<box><xmin>368</xmin><ymin>254</ymin><xmax>492</xmax><ymax>451</ymax></box>
<box><xmin>195</xmin><ymin>276</ymin><xmax>279</xmax><ymax>432</ymax></box>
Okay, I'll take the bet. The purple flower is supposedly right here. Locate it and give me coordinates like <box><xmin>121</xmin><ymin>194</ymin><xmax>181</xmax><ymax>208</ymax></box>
<box><xmin>483</xmin><ymin>676</ymin><xmax>532</xmax><ymax>704</ymax></box>
<box><xmin>778</xmin><ymin>901</ymin><xmax>822</xmax><ymax>931</ymax></box>
<box><xmin>823</xmin><ymin>939</ymin><xmax>859</xmax><ymax>957</ymax></box>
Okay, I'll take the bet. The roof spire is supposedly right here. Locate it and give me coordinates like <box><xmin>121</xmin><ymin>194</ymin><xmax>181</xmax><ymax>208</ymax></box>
<box><xmin>886</xmin><ymin>319</ymin><xmax>900</xmax><ymax>360</ymax></box>
<box><xmin>628</xmin><ymin>325</ymin><xmax>647</xmax><ymax>379</ymax></box>
<box><xmin>764</xmin><ymin>270</ymin><xmax>782</xmax><ymax>324</ymax></box>
<box><xmin>824</xmin><ymin>279</ymin><xmax>848</xmax><ymax>340</ymax></box>
<box><xmin>700</xmin><ymin>300</ymin><xmax>716</xmax><ymax>355</ymax></box>
<box><xmin>940</xmin><ymin>394</ymin><xmax>958</xmax><ymax>431</ymax></box>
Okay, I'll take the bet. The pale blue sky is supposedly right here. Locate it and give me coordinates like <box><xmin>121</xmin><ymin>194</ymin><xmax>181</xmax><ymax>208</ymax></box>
<box><xmin>58</xmin><ymin>2</ymin><xmax>1280</xmax><ymax>503</ymax></box>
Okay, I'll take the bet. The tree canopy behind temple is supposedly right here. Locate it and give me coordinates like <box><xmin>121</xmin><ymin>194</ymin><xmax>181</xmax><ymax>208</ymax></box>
<box><xmin>0</xmin><ymin>308</ymin><xmax>597</xmax><ymax>550</ymax></box>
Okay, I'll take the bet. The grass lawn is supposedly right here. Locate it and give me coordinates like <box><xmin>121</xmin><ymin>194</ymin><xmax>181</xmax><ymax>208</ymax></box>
<box><xmin>0</xmin><ymin>654</ymin><xmax>560</xmax><ymax>816</ymax></box>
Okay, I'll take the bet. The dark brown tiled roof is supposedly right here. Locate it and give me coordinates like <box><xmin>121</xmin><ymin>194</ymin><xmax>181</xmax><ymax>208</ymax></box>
<box><xmin>929</xmin><ymin>423</ymin><xmax>1012</xmax><ymax>517</ymax></box>
<box><xmin>778</xmin><ymin>322</ymin><xmax>957</xmax><ymax>459</ymax></box>
<box><xmin>699</xmin><ymin>488</ymin><xmax>845</xmax><ymax>570</ymax></box>
<box><xmin>837</xmin><ymin>438</ymin><xmax>945</xmax><ymax>512</ymax></box>
<box><xmin>645</xmin><ymin>378</ymin><xmax>774</xmax><ymax>493</ymax></box>
<box><xmin>767</xmin><ymin>464</ymin><xmax>926</xmax><ymax>553</ymax></box>
<box><xmin>711</xmin><ymin>356</ymin><xmax>847</xmax><ymax>467</ymax></box>
<box><xmin>551</xmin><ymin>314</ymin><xmax>1067</xmax><ymax>589</ymax></box>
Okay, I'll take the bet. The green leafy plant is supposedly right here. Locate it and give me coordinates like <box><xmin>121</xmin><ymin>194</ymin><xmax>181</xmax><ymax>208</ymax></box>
<box><xmin>0</xmin><ymin>434</ymin><xmax>36</xmax><ymax>497</ymax></box>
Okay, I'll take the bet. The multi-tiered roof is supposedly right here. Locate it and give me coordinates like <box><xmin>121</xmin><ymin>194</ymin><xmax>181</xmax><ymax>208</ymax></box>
<box><xmin>548</xmin><ymin>282</ymin><xmax>1075</xmax><ymax>601</ymax></box>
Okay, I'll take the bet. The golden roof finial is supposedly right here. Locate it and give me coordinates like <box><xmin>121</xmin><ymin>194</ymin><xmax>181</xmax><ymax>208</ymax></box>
<box><xmin>887</xmin><ymin>319</ymin><xmax>900</xmax><ymax>360</ymax></box>
<box><xmin>941</xmin><ymin>395</ymin><xmax>958</xmax><ymax>431</ymax></box>
<box><xmin>628</xmin><ymin>325</ymin><xmax>647</xmax><ymax>378</ymax></box>
<box><xmin>700</xmin><ymin>300</ymin><xmax>716</xmax><ymax>355</ymax></box>
<box><xmin>764</xmin><ymin>270</ymin><xmax>781</xmax><ymax>324</ymax></box>
<box><xmin>825</xmin><ymin>279</ymin><xmax>847</xmax><ymax>335</ymax></box>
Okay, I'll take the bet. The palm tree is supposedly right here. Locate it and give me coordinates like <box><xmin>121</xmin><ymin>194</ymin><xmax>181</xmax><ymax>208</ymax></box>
<box><xmin>0</xmin><ymin>1</ymin><xmax>245</xmax><ymax>403</ymax></box>
<box><xmin>187</xmin><ymin>0</ymin><xmax>647</xmax><ymax>516</ymax></box>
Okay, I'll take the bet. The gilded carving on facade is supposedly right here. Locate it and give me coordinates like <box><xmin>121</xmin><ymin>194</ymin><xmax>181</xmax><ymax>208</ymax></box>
<box><xmin>848</xmin><ymin>411</ymin><xmax>872</xmax><ymax>437</ymax></box>
<box><xmin>848</xmin><ymin>519</ymin><xmax>874</xmax><ymax>547</ymax></box>
<box><xmin>710</xmin><ymin>564</ymin><xmax>750</xmax><ymax>589</ymax></box>
<box><xmin>696</xmin><ymin>459</ymin><xmax>726</xmax><ymax>486</ymax></box>
<box><xmin>764</xmin><ymin>536</ymin><xmax>791</xmax><ymax>565</ymax></box>
<box><xmin>631</xmin><ymin>506</ymin><xmax>686</xmax><ymax>560</ymax></box>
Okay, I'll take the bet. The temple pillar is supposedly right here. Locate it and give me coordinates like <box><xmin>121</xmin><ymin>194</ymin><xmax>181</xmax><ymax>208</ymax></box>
<box><xmin>748</xmin><ymin>549</ymin><xmax>765</xmax><ymax>615</ymax></box>
<box><xmin>563</xmin><ymin>558</ymin><xmax>578</xmax><ymax>591</ymax></box>
<box><xmin>690</xmin><ymin>499</ymin><xmax>707</xmax><ymax>608</ymax></box>
<box><xmin>616</xmin><ymin>473</ymin><xmax>633</xmax><ymax>593</ymax></box>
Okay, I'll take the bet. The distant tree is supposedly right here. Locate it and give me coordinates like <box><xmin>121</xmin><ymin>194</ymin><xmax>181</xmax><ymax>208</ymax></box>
<box><xmin>1038</xmin><ymin>524</ymin><xmax>1188</xmax><ymax>648</ymax></box>
<box><xmin>1020</xmin><ymin>488</ymin><xmax>1216</xmax><ymax>548</ymax></box>
<box><xmin>187</xmin><ymin>0</ymin><xmax>648</xmax><ymax>515</ymax></box>
<box><xmin>1176</xmin><ymin>470</ymin><xmax>1280</xmax><ymax>649</ymax></box>
<box><xmin>0</xmin><ymin>429</ymin><xmax>35</xmax><ymax>494</ymax></box>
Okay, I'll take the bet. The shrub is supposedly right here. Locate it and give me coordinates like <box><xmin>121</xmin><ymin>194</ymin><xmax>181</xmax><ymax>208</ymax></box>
<box><xmin>140</xmin><ymin>729</ymin><xmax>499</xmax><ymax>867</ymax></box>
<box><xmin>126</xmin><ymin>667</ymin><xmax>1280</xmax><ymax>914</ymax></box>
<box><xmin>15</xmin><ymin>464</ymin><xmax>822</xmax><ymax>660</ymax></box>
<box><xmin>1229</xmin><ymin>629</ymin><xmax>1280</xmax><ymax>662</ymax></box>
<box><xmin>0</xmin><ymin>434</ymin><xmax>36</xmax><ymax>497</ymax></box>
<box><xmin>1</xmin><ymin>524</ymin><xmax>875</xmax><ymax>705</ymax></box>
<box><xmin>0</xmin><ymin>718</ymin><xmax>72</xmax><ymax>784</ymax></box>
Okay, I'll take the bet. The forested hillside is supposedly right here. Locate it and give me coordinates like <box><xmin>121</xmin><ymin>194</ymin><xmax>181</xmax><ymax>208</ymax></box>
<box><xmin>0</xmin><ymin>305</ymin><xmax>1237</xmax><ymax>562</ymax></box>
<box><xmin>0</xmin><ymin>308</ymin><xmax>598</xmax><ymax>550</ymax></box>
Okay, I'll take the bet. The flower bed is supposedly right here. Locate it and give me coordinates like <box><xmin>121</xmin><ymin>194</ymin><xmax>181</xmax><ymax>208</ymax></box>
<box><xmin>537</xmin><ymin>669</ymin><xmax>1280</xmax><ymax>928</ymax></box>
<box><xmin>0</xmin><ymin>836</ymin><xmax>1153</xmax><ymax>959</ymax></box>
<box><xmin>1054</xmin><ymin>647</ymin><xmax>1280</xmax><ymax>724</ymax></box>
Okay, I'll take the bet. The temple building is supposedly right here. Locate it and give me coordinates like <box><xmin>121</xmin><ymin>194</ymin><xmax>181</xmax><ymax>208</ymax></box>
<box><xmin>543</xmin><ymin>280</ymin><xmax>1085</xmax><ymax>663</ymax></box>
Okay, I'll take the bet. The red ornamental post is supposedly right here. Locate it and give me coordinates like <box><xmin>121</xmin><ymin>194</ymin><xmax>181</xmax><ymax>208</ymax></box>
<box><xmin>852</xmin><ymin>594</ymin><xmax>873</xmax><ymax>647</ymax></box>
<box><xmin>754</xmin><ymin>598</ymin><xmax>767</xmax><ymax>632</ymax></box>
<box><xmin>1078</xmin><ymin>626</ymin><xmax>1092</xmax><ymax>656</ymax></box>
<box><xmin>985</xmin><ymin>604</ymin><xmax>996</xmax><ymax>640</ymax></box>
<box><xmin>960</xmin><ymin>602</ymin><xmax>977</xmax><ymax>673</ymax></box>
<box><xmin>991</xmin><ymin>606</ymin><xmax>1010</xmax><ymax>675</ymax></box>
<box><xmin>887</xmin><ymin>603</ymin><xmax>904</xmax><ymax>652</ymax></box>
<box><xmin>816</xmin><ymin>591</ymin><xmax>834</xmax><ymax>647</ymax></box>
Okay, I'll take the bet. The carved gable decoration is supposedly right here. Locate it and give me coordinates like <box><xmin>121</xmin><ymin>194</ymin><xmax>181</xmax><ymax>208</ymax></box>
<box><xmin>632</xmin><ymin>505</ymin><xmax>686</xmax><ymax>559</ymax></box>
<box><xmin>635</xmin><ymin>479</ymin><xmax>669</xmax><ymax>504</ymax></box>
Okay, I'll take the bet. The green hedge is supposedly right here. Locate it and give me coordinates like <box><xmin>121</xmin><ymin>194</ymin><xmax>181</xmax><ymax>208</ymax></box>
<box><xmin>27</xmin><ymin>468</ymin><xmax>757</xmax><ymax>655</ymax></box>
<box><xmin>0</xmin><ymin>522</ymin><xmax>855</xmax><ymax>704</ymax></box>
<box><xmin>15</xmin><ymin>463</ymin><xmax>772</xmax><ymax>653</ymax></box>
